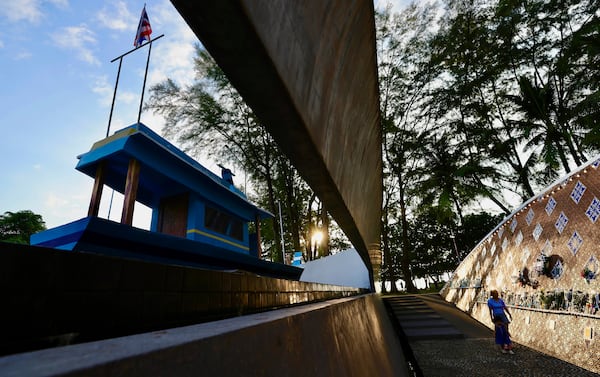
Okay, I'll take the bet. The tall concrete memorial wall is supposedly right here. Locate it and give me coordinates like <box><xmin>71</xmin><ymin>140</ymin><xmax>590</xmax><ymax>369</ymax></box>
<box><xmin>442</xmin><ymin>157</ymin><xmax>600</xmax><ymax>373</ymax></box>
<box><xmin>170</xmin><ymin>0</ymin><xmax>383</xmax><ymax>280</ymax></box>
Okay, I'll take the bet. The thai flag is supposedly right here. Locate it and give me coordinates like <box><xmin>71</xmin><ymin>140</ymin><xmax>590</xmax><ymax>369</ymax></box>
<box><xmin>134</xmin><ymin>6</ymin><xmax>152</xmax><ymax>47</ymax></box>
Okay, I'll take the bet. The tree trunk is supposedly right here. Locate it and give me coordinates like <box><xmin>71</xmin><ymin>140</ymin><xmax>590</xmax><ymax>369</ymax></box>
<box><xmin>305</xmin><ymin>193</ymin><xmax>316</xmax><ymax>261</ymax></box>
<box><xmin>263</xmin><ymin>153</ymin><xmax>282</xmax><ymax>262</ymax></box>
<box><xmin>283</xmin><ymin>164</ymin><xmax>302</xmax><ymax>253</ymax></box>
<box><xmin>554</xmin><ymin>138</ymin><xmax>571</xmax><ymax>173</ymax></box>
<box><xmin>381</xmin><ymin>195</ymin><xmax>392</xmax><ymax>293</ymax></box>
<box><xmin>561</xmin><ymin>126</ymin><xmax>584</xmax><ymax>166</ymax></box>
<box><xmin>320</xmin><ymin>203</ymin><xmax>330</xmax><ymax>257</ymax></box>
<box><xmin>399</xmin><ymin>176</ymin><xmax>418</xmax><ymax>293</ymax></box>
<box><xmin>475</xmin><ymin>176</ymin><xmax>510</xmax><ymax>214</ymax></box>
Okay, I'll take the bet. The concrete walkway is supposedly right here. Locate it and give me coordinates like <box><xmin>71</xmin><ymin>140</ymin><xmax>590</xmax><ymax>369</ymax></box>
<box><xmin>383</xmin><ymin>294</ymin><xmax>599</xmax><ymax>377</ymax></box>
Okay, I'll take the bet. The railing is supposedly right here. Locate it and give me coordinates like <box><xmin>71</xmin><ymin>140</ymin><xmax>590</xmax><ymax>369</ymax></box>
<box><xmin>474</xmin><ymin>288</ymin><xmax>600</xmax><ymax>318</ymax></box>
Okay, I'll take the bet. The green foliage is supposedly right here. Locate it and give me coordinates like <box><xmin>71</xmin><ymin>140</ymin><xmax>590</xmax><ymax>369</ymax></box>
<box><xmin>408</xmin><ymin>208</ymin><xmax>502</xmax><ymax>281</ymax></box>
<box><xmin>146</xmin><ymin>45</ymin><xmax>349</xmax><ymax>263</ymax></box>
<box><xmin>456</xmin><ymin>212</ymin><xmax>505</xmax><ymax>258</ymax></box>
<box><xmin>0</xmin><ymin>210</ymin><xmax>46</xmax><ymax>245</ymax></box>
<box><xmin>409</xmin><ymin>206</ymin><xmax>457</xmax><ymax>279</ymax></box>
<box><xmin>378</xmin><ymin>0</ymin><xmax>600</xmax><ymax>287</ymax></box>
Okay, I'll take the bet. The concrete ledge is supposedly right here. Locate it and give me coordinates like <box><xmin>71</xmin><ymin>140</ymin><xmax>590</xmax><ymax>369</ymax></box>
<box><xmin>0</xmin><ymin>294</ymin><xmax>409</xmax><ymax>377</ymax></box>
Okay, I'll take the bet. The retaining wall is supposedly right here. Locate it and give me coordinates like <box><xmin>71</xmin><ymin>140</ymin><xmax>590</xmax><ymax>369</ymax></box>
<box><xmin>0</xmin><ymin>294</ymin><xmax>409</xmax><ymax>377</ymax></box>
<box><xmin>0</xmin><ymin>242</ymin><xmax>364</xmax><ymax>356</ymax></box>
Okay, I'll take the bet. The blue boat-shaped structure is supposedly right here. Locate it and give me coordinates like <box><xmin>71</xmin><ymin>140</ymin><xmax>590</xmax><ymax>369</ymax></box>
<box><xmin>31</xmin><ymin>123</ymin><xmax>302</xmax><ymax>280</ymax></box>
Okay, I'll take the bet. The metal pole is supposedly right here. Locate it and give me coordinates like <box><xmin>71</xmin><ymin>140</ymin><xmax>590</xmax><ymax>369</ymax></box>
<box><xmin>106</xmin><ymin>57</ymin><xmax>123</xmax><ymax>137</ymax></box>
<box><xmin>452</xmin><ymin>237</ymin><xmax>459</xmax><ymax>261</ymax></box>
<box><xmin>110</xmin><ymin>34</ymin><xmax>164</xmax><ymax>63</ymax></box>
<box><xmin>107</xmin><ymin>189</ymin><xmax>115</xmax><ymax>220</ymax></box>
<box><xmin>137</xmin><ymin>40</ymin><xmax>152</xmax><ymax>123</ymax></box>
<box><xmin>107</xmin><ymin>34</ymin><xmax>163</xmax><ymax>131</ymax></box>
<box><xmin>278</xmin><ymin>201</ymin><xmax>286</xmax><ymax>264</ymax></box>
<box><xmin>450</xmin><ymin>232</ymin><xmax>460</xmax><ymax>262</ymax></box>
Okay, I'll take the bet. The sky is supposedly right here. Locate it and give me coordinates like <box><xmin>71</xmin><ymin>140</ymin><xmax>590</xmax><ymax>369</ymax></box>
<box><xmin>0</xmin><ymin>0</ymin><xmax>409</xmax><ymax>230</ymax></box>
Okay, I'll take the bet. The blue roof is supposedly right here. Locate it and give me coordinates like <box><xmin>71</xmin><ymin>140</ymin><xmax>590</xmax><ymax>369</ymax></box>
<box><xmin>76</xmin><ymin>123</ymin><xmax>272</xmax><ymax>220</ymax></box>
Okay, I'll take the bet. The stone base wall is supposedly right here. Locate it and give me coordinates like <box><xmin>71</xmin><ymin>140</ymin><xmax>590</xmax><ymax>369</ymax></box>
<box><xmin>0</xmin><ymin>242</ymin><xmax>364</xmax><ymax>356</ymax></box>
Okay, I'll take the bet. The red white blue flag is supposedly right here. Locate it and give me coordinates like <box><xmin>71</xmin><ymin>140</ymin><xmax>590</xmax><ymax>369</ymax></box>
<box><xmin>134</xmin><ymin>6</ymin><xmax>152</xmax><ymax>47</ymax></box>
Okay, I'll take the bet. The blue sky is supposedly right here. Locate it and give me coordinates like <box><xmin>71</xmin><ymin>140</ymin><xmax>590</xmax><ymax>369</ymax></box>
<box><xmin>0</xmin><ymin>0</ymin><xmax>199</xmax><ymax>228</ymax></box>
<box><xmin>0</xmin><ymin>0</ymin><xmax>408</xmax><ymax>230</ymax></box>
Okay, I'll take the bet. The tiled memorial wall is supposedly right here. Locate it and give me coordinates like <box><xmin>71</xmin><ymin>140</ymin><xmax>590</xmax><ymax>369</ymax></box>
<box><xmin>441</xmin><ymin>157</ymin><xmax>600</xmax><ymax>374</ymax></box>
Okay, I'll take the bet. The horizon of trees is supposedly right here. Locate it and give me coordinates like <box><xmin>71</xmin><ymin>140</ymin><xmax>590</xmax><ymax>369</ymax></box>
<box><xmin>0</xmin><ymin>210</ymin><xmax>46</xmax><ymax>245</ymax></box>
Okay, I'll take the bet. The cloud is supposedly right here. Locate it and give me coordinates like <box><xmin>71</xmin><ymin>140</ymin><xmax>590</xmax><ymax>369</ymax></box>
<box><xmin>44</xmin><ymin>192</ymin><xmax>69</xmax><ymax>209</ymax></box>
<box><xmin>91</xmin><ymin>75</ymin><xmax>113</xmax><ymax>106</ymax></box>
<box><xmin>14</xmin><ymin>51</ymin><xmax>33</xmax><ymax>60</ymax></box>
<box><xmin>118</xmin><ymin>91</ymin><xmax>137</xmax><ymax>104</ymax></box>
<box><xmin>138</xmin><ymin>109</ymin><xmax>166</xmax><ymax>134</ymax></box>
<box><xmin>0</xmin><ymin>0</ymin><xmax>43</xmax><ymax>23</ymax></box>
<box><xmin>374</xmin><ymin>0</ymin><xmax>412</xmax><ymax>14</ymax></box>
<box><xmin>97</xmin><ymin>0</ymin><xmax>133</xmax><ymax>31</ymax></box>
<box><xmin>51</xmin><ymin>24</ymin><xmax>99</xmax><ymax>65</ymax></box>
<box><xmin>0</xmin><ymin>0</ymin><xmax>68</xmax><ymax>23</ymax></box>
<box><xmin>48</xmin><ymin>0</ymin><xmax>68</xmax><ymax>8</ymax></box>
<box><xmin>146</xmin><ymin>1</ymin><xmax>198</xmax><ymax>86</ymax></box>
<box><xmin>150</xmin><ymin>41</ymin><xmax>195</xmax><ymax>85</ymax></box>
<box><xmin>43</xmin><ymin>190</ymin><xmax>90</xmax><ymax>228</ymax></box>
<box><xmin>91</xmin><ymin>74</ymin><xmax>138</xmax><ymax>107</ymax></box>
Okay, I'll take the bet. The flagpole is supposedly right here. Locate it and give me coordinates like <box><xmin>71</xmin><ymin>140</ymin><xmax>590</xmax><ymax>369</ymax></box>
<box><xmin>137</xmin><ymin>39</ymin><xmax>153</xmax><ymax>123</ymax></box>
<box><xmin>106</xmin><ymin>57</ymin><xmax>123</xmax><ymax>137</ymax></box>
<box><xmin>105</xmin><ymin>6</ymin><xmax>159</xmax><ymax>220</ymax></box>
<box><xmin>107</xmin><ymin>34</ymin><xmax>164</xmax><ymax>133</ymax></box>
<box><xmin>110</xmin><ymin>34</ymin><xmax>163</xmax><ymax>63</ymax></box>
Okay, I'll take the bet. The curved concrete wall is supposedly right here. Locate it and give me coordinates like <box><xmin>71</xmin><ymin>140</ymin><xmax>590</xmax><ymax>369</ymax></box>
<box><xmin>170</xmin><ymin>0</ymin><xmax>383</xmax><ymax>277</ymax></box>
<box><xmin>442</xmin><ymin>156</ymin><xmax>600</xmax><ymax>373</ymax></box>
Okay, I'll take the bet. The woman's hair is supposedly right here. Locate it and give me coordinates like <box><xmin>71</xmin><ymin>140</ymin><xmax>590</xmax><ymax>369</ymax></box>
<box><xmin>490</xmin><ymin>290</ymin><xmax>499</xmax><ymax>298</ymax></box>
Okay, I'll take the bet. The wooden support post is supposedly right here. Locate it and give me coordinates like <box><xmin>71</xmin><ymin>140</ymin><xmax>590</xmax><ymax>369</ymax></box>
<box><xmin>88</xmin><ymin>162</ymin><xmax>105</xmax><ymax>217</ymax></box>
<box><xmin>255</xmin><ymin>215</ymin><xmax>262</xmax><ymax>259</ymax></box>
<box><xmin>121</xmin><ymin>159</ymin><xmax>141</xmax><ymax>225</ymax></box>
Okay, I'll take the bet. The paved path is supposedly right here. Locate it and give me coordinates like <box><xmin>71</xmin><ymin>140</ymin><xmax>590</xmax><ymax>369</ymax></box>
<box><xmin>383</xmin><ymin>294</ymin><xmax>599</xmax><ymax>377</ymax></box>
